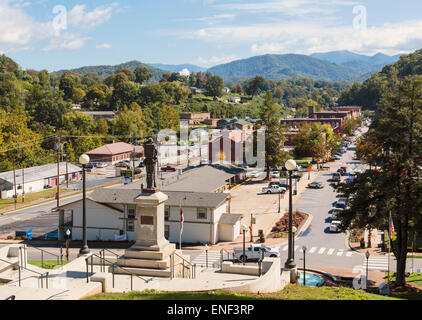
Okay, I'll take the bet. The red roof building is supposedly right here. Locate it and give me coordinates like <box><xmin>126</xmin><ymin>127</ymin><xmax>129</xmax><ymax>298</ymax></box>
<box><xmin>86</xmin><ymin>142</ymin><xmax>144</xmax><ymax>164</ymax></box>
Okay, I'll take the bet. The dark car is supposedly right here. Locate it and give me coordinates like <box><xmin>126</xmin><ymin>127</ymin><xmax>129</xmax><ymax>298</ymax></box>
<box><xmin>161</xmin><ymin>166</ymin><xmax>176</xmax><ymax>172</ymax></box>
<box><xmin>137</xmin><ymin>161</ymin><xmax>144</xmax><ymax>168</ymax></box>
<box><xmin>335</xmin><ymin>201</ymin><xmax>348</xmax><ymax>209</ymax></box>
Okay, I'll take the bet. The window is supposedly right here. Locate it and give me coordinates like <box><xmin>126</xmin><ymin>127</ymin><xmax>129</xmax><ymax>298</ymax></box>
<box><xmin>164</xmin><ymin>225</ymin><xmax>170</xmax><ymax>240</ymax></box>
<box><xmin>197</xmin><ymin>208</ymin><xmax>207</xmax><ymax>220</ymax></box>
<box><xmin>126</xmin><ymin>220</ymin><xmax>135</xmax><ymax>232</ymax></box>
<box><xmin>164</xmin><ymin>206</ymin><xmax>170</xmax><ymax>221</ymax></box>
<box><xmin>127</xmin><ymin>205</ymin><xmax>136</xmax><ymax>219</ymax></box>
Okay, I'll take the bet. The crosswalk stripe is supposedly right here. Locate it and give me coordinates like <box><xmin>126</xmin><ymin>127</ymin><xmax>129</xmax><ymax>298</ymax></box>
<box><xmin>191</xmin><ymin>252</ymin><xmax>221</xmax><ymax>266</ymax></box>
<box><xmin>318</xmin><ymin>248</ymin><xmax>326</xmax><ymax>254</ymax></box>
<box><xmin>327</xmin><ymin>248</ymin><xmax>334</xmax><ymax>255</ymax></box>
<box><xmin>282</xmin><ymin>246</ymin><xmax>288</xmax><ymax>251</ymax></box>
<box><xmin>309</xmin><ymin>247</ymin><xmax>317</xmax><ymax>253</ymax></box>
<box><xmin>346</xmin><ymin>251</ymin><xmax>353</xmax><ymax>257</ymax></box>
<box><xmin>294</xmin><ymin>246</ymin><xmax>299</xmax><ymax>251</ymax></box>
<box><xmin>337</xmin><ymin>250</ymin><xmax>344</xmax><ymax>256</ymax></box>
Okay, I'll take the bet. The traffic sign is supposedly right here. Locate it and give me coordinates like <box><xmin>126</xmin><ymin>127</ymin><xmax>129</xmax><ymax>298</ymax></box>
<box><xmin>307</xmin><ymin>166</ymin><xmax>312</xmax><ymax>172</ymax></box>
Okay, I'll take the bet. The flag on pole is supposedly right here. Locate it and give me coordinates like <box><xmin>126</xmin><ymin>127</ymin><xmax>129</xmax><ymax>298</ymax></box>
<box><xmin>389</xmin><ymin>212</ymin><xmax>395</xmax><ymax>241</ymax></box>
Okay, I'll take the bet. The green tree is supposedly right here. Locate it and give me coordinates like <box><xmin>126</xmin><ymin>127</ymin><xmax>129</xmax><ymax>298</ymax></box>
<box><xmin>134</xmin><ymin>66</ymin><xmax>152</xmax><ymax>84</ymax></box>
<box><xmin>205</xmin><ymin>75</ymin><xmax>224</xmax><ymax>98</ymax></box>
<box><xmin>259</xmin><ymin>92</ymin><xmax>289</xmax><ymax>180</ymax></box>
<box><xmin>112</xmin><ymin>102</ymin><xmax>146</xmax><ymax>141</ymax></box>
<box><xmin>245</xmin><ymin>76</ymin><xmax>265</xmax><ymax>97</ymax></box>
<box><xmin>333</xmin><ymin>76</ymin><xmax>422</xmax><ymax>286</ymax></box>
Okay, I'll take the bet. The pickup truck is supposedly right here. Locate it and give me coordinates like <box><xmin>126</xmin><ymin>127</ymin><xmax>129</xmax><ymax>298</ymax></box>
<box><xmin>261</xmin><ymin>185</ymin><xmax>287</xmax><ymax>194</ymax></box>
<box><xmin>233</xmin><ymin>244</ymin><xmax>280</xmax><ymax>262</ymax></box>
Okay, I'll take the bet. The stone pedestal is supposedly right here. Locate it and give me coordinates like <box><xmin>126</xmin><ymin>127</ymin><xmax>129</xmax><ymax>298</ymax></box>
<box><xmin>114</xmin><ymin>191</ymin><xmax>190</xmax><ymax>278</ymax></box>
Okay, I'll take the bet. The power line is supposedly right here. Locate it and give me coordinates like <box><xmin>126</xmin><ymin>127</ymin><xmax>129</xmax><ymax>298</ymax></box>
<box><xmin>0</xmin><ymin>135</ymin><xmax>57</xmax><ymax>153</ymax></box>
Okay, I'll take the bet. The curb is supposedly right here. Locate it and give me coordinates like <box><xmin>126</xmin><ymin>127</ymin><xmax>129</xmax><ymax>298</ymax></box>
<box><xmin>296</xmin><ymin>213</ymin><xmax>313</xmax><ymax>239</ymax></box>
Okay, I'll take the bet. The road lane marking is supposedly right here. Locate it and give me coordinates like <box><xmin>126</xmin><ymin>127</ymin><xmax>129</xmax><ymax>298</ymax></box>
<box><xmin>309</xmin><ymin>247</ymin><xmax>317</xmax><ymax>253</ymax></box>
<box><xmin>337</xmin><ymin>249</ymin><xmax>344</xmax><ymax>256</ymax></box>
<box><xmin>318</xmin><ymin>248</ymin><xmax>326</xmax><ymax>254</ymax></box>
<box><xmin>327</xmin><ymin>248</ymin><xmax>335</xmax><ymax>255</ymax></box>
<box><xmin>346</xmin><ymin>251</ymin><xmax>353</xmax><ymax>257</ymax></box>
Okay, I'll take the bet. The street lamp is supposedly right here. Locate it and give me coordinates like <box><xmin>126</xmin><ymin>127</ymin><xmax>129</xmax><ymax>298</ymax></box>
<box><xmin>79</xmin><ymin>154</ymin><xmax>90</xmax><ymax>256</ymax></box>
<box><xmin>205</xmin><ymin>244</ymin><xmax>208</xmax><ymax>268</ymax></box>
<box><xmin>365</xmin><ymin>251</ymin><xmax>370</xmax><ymax>290</ymax></box>
<box><xmin>65</xmin><ymin>229</ymin><xmax>71</xmax><ymax>261</ymax></box>
<box><xmin>240</xmin><ymin>224</ymin><xmax>248</xmax><ymax>265</ymax></box>
<box><xmin>284</xmin><ymin>159</ymin><xmax>297</xmax><ymax>270</ymax></box>
<box><xmin>302</xmin><ymin>245</ymin><xmax>307</xmax><ymax>286</ymax></box>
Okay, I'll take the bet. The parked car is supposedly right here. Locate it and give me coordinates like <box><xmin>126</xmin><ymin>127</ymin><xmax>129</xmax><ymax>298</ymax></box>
<box><xmin>233</xmin><ymin>244</ymin><xmax>280</xmax><ymax>262</ymax></box>
<box><xmin>137</xmin><ymin>161</ymin><xmax>144</xmax><ymax>168</ymax></box>
<box><xmin>161</xmin><ymin>166</ymin><xmax>176</xmax><ymax>172</ymax></box>
<box><xmin>271</xmin><ymin>171</ymin><xmax>280</xmax><ymax>178</ymax></box>
<box><xmin>308</xmin><ymin>181</ymin><xmax>324</xmax><ymax>189</ymax></box>
<box><xmin>262</xmin><ymin>185</ymin><xmax>287</xmax><ymax>194</ymax></box>
<box><xmin>247</xmin><ymin>170</ymin><xmax>261</xmax><ymax>178</ymax></box>
<box><xmin>96</xmin><ymin>162</ymin><xmax>108</xmax><ymax>168</ymax></box>
<box><xmin>335</xmin><ymin>201</ymin><xmax>348</xmax><ymax>209</ymax></box>
<box><xmin>330</xmin><ymin>220</ymin><xmax>342</xmax><ymax>233</ymax></box>
<box><xmin>332</xmin><ymin>172</ymin><xmax>341</xmax><ymax>182</ymax></box>
<box><xmin>85</xmin><ymin>163</ymin><xmax>95</xmax><ymax>169</ymax></box>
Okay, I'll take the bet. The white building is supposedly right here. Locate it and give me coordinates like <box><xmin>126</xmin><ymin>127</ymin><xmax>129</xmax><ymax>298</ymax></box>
<box><xmin>0</xmin><ymin>162</ymin><xmax>82</xmax><ymax>199</ymax></box>
<box><xmin>58</xmin><ymin>188</ymin><xmax>242</xmax><ymax>244</ymax></box>
<box><xmin>229</xmin><ymin>96</ymin><xmax>241</xmax><ymax>103</ymax></box>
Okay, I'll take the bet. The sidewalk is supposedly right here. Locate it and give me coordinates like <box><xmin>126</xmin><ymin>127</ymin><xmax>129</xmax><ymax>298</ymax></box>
<box><xmin>349</xmin><ymin>230</ymin><xmax>386</xmax><ymax>256</ymax></box>
<box><xmin>183</xmin><ymin>170</ymin><xmax>319</xmax><ymax>251</ymax></box>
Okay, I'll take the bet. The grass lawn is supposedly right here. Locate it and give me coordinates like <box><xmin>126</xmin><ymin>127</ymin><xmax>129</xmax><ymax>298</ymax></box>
<box><xmin>84</xmin><ymin>285</ymin><xmax>398</xmax><ymax>301</ymax></box>
<box><xmin>0</xmin><ymin>188</ymin><xmax>70</xmax><ymax>210</ymax></box>
<box><xmin>28</xmin><ymin>260</ymin><xmax>70</xmax><ymax>269</ymax></box>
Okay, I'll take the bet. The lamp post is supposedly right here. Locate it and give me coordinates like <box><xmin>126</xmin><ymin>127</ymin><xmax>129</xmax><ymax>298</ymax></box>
<box><xmin>65</xmin><ymin>229</ymin><xmax>71</xmax><ymax>261</ymax></box>
<box><xmin>302</xmin><ymin>245</ymin><xmax>307</xmax><ymax>286</ymax></box>
<box><xmin>205</xmin><ymin>244</ymin><xmax>208</xmax><ymax>268</ymax></box>
<box><xmin>240</xmin><ymin>224</ymin><xmax>248</xmax><ymax>265</ymax></box>
<box><xmin>79</xmin><ymin>154</ymin><xmax>90</xmax><ymax>256</ymax></box>
<box><xmin>365</xmin><ymin>251</ymin><xmax>370</xmax><ymax>290</ymax></box>
<box><xmin>284</xmin><ymin>159</ymin><xmax>297</xmax><ymax>270</ymax></box>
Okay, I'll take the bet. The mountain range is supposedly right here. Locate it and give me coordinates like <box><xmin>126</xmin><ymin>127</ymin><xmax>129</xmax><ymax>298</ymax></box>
<box><xmin>52</xmin><ymin>50</ymin><xmax>402</xmax><ymax>83</ymax></box>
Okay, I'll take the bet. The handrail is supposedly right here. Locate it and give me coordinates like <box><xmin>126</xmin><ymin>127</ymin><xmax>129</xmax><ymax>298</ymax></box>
<box><xmin>85</xmin><ymin>253</ymin><xmax>150</xmax><ymax>291</ymax></box>
<box><xmin>100</xmin><ymin>248</ymin><xmax>121</xmax><ymax>259</ymax></box>
<box><xmin>0</xmin><ymin>257</ymin><xmax>49</xmax><ymax>288</ymax></box>
<box><xmin>26</xmin><ymin>246</ymin><xmax>63</xmax><ymax>268</ymax></box>
<box><xmin>169</xmin><ymin>251</ymin><xmax>196</xmax><ymax>280</ymax></box>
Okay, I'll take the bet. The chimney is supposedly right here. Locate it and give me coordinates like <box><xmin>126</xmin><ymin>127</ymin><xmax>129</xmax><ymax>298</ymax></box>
<box><xmin>308</xmin><ymin>106</ymin><xmax>314</xmax><ymax>118</ymax></box>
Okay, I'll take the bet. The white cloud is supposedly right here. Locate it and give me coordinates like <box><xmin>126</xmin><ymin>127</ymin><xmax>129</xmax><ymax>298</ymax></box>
<box><xmin>186</xmin><ymin>20</ymin><xmax>422</xmax><ymax>56</ymax></box>
<box><xmin>0</xmin><ymin>1</ymin><xmax>118</xmax><ymax>53</ymax></box>
<box><xmin>213</xmin><ymin>0</ymin><xmax>360</xmax><ymax>17</ymax></box>
<box><xmin>68</xmin><ymin>3</ymin><xmax>118</xmax><ymax>29</ymax></box>
<box><xmin>196</xmin><ymin>55</ymin><xmax>238</xmax><ymax>67</ymax></box>
<box><xmin>96</xmin><ymin>43</ymin><xmax>113</xmax><ymax>49</ymax></box>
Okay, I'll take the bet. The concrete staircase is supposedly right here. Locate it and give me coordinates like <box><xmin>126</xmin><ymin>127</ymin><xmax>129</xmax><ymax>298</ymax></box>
<box><xmin>113</xmin><ymin>243</ymin><xmax>191</xmax><ymax>278</ymax></box>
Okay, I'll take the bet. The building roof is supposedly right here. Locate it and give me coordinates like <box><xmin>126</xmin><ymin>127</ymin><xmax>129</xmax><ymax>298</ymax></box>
<box><xmin>162</xmin><ymin>164</ymin><xmax>244</xmax><ymax>193</ymax></box>
<box><xmin>86</xmin><ymin>142</ymin><xmax>143</xmax><ymax>156</ymax></box>
<box><xmin>219</xmin><ymin>213</ymin><xmax>243</xmax><ymax>225</ymax></box>
<box><xmin>0</xmin><ymin>162</ymin><xmax>82</xmax><ymax>185</ymax></box>
<box><xmin>87</xmin><ymin>188</ymin><xmax>229</xmax><ymax>208</ymax></box>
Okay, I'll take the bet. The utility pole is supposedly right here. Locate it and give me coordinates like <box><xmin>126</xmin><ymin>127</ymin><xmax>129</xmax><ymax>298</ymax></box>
<box><xmin>12</xmin><ymin>159</ymin><xmax>17</xmax><ymax>210</ymax></box>
<box><xmin>250</xmin><ymin>212</ymin><xmax>254</xmax><ymax>243</ymax></box>
<box><xmin>65</xmin><ymin>158</ymin><xmax>69</xmax><ymax>188</ymax></box>
<box><xmin>22</xmin><ymin>168</ymin><xmax>25</xmax><ymax>203</ymax></box>
<box><xmin>56</xmin><ymin>135</ymin><xmax>61</xmax><ymax>209</ymax></box>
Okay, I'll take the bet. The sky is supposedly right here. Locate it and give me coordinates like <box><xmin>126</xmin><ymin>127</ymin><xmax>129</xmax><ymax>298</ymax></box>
<box><xmin>2</xmin><ymin>0</ymin><xmax>422</xmax><ymax>71</ymax></box>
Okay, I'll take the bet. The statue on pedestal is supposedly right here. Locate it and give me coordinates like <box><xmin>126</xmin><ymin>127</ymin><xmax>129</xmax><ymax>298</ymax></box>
<box><xmin>143</xmin><ymin>137</ymin><xmax>158</xmax><ymax>193</ymax></box>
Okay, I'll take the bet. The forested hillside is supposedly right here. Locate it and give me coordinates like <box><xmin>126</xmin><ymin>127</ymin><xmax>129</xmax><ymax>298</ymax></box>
<box><xmin>338</xmin><ymin>49</ymin><xmax>422</xmax><ymax>109</ymax></box>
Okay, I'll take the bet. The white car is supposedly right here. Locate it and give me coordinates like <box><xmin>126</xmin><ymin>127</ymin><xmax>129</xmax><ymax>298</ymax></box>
<box><xmin>262</xmin><ymin>185</ymin><xmax>287</xmax><ymax>194</ymax></box>
<box><xmin>96</xmin><ymin>162</ymin><xmax>108</xmax><ymax>168</ymax></box>
<box><xmin>330</xmin><ymin>220</ymin><xmax>342</xmax><ymax>233</ymax></box>
<box><xmin>233</xmin><ymin>244</ymin><xmax>280</xmax><ymax>262</ymax></box>
<box><xmin>247</xmin><ymin>170</ymin><xmax>260</xmax><ymax>178</ymax></box>
<box><xmin>271</xmin><ymin>171</ymin><xmax>280</xmax><ymax>178</ymax></box>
